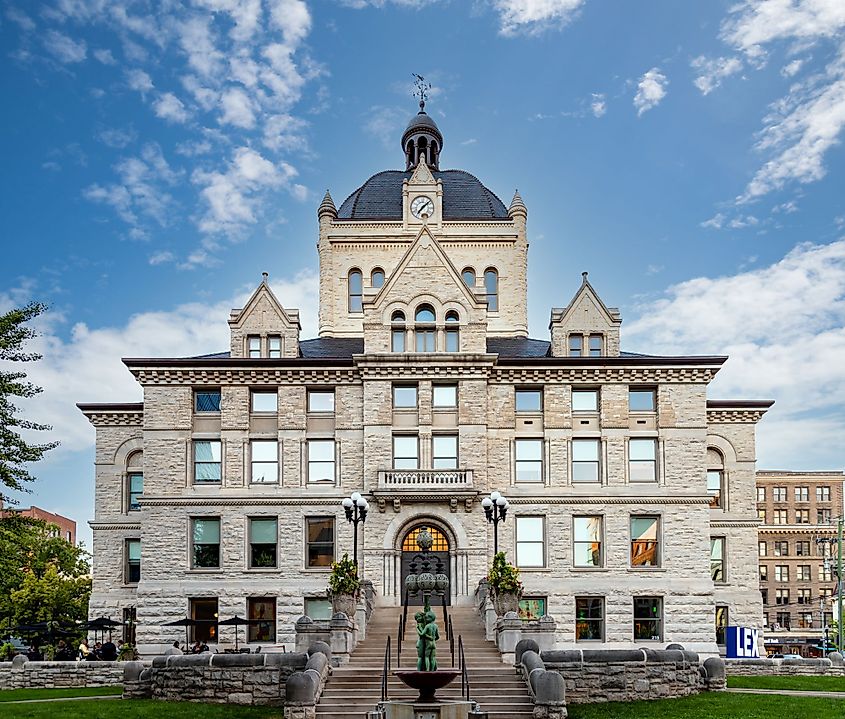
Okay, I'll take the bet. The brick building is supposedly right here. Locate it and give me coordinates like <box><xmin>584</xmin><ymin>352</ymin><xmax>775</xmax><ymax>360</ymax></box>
<box><xmin>0</xmin><ymin>502</ymin><xmax>77</xmax><ymax>544</ymax></box>
<box><xmin>756</xmin><ymin>470</ymin><xmax>845</xmax><ymax>656</ymax></box>
<box><xmin>79</xmin><ymin>103</ymin><xmax>772</xmax><ymax>658</ymax></box>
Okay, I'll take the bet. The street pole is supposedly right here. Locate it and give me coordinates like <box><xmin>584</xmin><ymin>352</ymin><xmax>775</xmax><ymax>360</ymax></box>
<box><xmin>838</xmin><ymin>516</ymin><xmax>843</xmax><ymax>653</ymax></box>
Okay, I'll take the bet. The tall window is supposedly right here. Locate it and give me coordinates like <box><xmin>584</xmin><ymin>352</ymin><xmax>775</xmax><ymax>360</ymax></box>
<box><xmin>795</xmin><ymin>486</ymin><xmax>809</xmax><ymax>502</ymax></box>
<box><xmin>759</xmin><ymin>564</ymin><xmax>768</xmax><ymax>581</ymax></box>
<box><xmin>515</xmin><ymin>439</ymin><xmax>543</xmax><ymax>483</ymax></box>
<box><xmin>462</xmin><ymin>267</ymin><xmax>476</xmax><ymax>287</ymax></box>
<box><xmin>818</xmin><ymin>509</ymin><xmax>832</xmax><ymax>524</ymax></box>
<box><xmin>773</xmin><ymin>540</ymin><xmax>789</xmax><ymax>556</ymax></box>
<box><xmin>348</xmin><ymin>269</ymin><xmax>363</xmax><ymax>312</ymax></box>
<box><xmin>515</xmin><ymin>389</ymin><xmax>542</xmax><ymax>412</ymax></box>
<box><xmin>393</xmin><ymin>385</ymin><xmax>418</xmax><ymax>409</ymax></box>
<box><xmin>795</xmin><ymin>509</ymin><xmax>810</xmax><ymax>524</ymax></box>
<box><xmin>515</xmin><ymin>516</ymin><xmax>545</xmax><ymax>568</ymax></box>
<box><xmin>572</xmin><ymin>439</ymin><xmax>600</xmax><ymax>483</ymax></box>
<box><xmin>573</xmin><ymin>516</ymin><xmax>603</xmax><ymax>567</ymax></box>
<box><xmin>484</xmin><ymin>268</ymin><xmax>498</xmax><ymax>312</ymax></box>
<box><xmin>190</xmin><ymin>598</ymin><xmax>218</xmax><ymax>643</ymax></box>
<box><xmin>248</xmin><ymin>336</ymin><xmax>261</xmax><ymax>358</ymax></box>
<box><xmin>194</xmin><ymin>441</ymin><xmax>222</xmax><ymax>483</ymax></box>
<box><xmin>795</xmin><ymin>541</ymin><xmax>811</xmax><ymax>556</ymax></box>
<box><xmin>391</xmin><ymin>311</ymin><xmax>406</xmax><ymax>352</ymax></box>
<box><xmin>307</xmin><ymin>440</ymin><xmax>335</xmax><ymax>483</ymax></box>
<box><xmin>773</xmin><ymin>487</ymin><xmax>787</xmax><ymax>502</ymax></box>
<box><xmin>774</xmin><ymin>565</ymin><xmax>789</xmax><ymax>581</ymax></box>
<box><xmin>195</xmin><ymin>389</ymin><xmax>221</xmax><ymax>412</ymax></box>
<box><xmin>797</xmin><ymin>588</ymin><xmax>812</xmax><ymax>605</ymax></box>
<box><xmin>588</xmin><ymin>334</ymin><xmax>603</xmax><ymax>357</ymax></box>
<box><xmin>775</xmin><ymin>589</ymin><xmax>790</xmax><ymax>606</ymax></box>
<box><xmin>630</xmin><ymin>516</ymin><xmax>660</xmax><ymax>567</ymax></box>
<box><xmin>128</xmin><ymin>472</ymin><xmax>143</xmax><ymax>512</ymax></box>
<box><xmin>307</xmin><ymin>390</ymin><xmax>335</xmax><ymax>413</ymax></box>
<box><xmin>268</xmin><ymin>336</ymin><xmax>282</xmax><ymax>358</ymax></box>
<box><xmin>249</xmin><ymin>518</ymin><xmax>278</xmax><ymax>568</ymax></box>
<box><xmin>371</xmin><ymin>268</ymin><xmax>385</xmax><ymax>289</ymax></box>
<box><xmin>773</xmin><ymin>509</ymin><xmax>788</xmax><ymax>524</ymax></box>
<box><xmin>797</xmin><ymin>565</ymin><xmax>811</xmax><ymax>581</ymax></box>
<box><xmin>758</xmin><ymin>541</ymin><xmax>767</xmax><ymax>556</ymax></box>
<box><xmin>432</xmin><ymin>384</ymin><xmax>457</xmax><ymax>408</ymax></box>
<box><xmin>575</xmin><ymin>597</ymin><xmax>604</xmax><ymax>641</ymax></box>
<box><xmin>432</xmin><ymin>435</ymin><xmax>458</xmax><ymax>469</ymax></box>
<box><xmin>629</xmin><ymin>439</ymin><xmax>657</xmax><ymax>482</ymax></box>
<box><xmin>414</xmin><ymin>305</ymin><xmax>436</xmax><ymax>352</ymax></box>
<box><xmin>707</xmin><ymin>471</ymin><xmax>724</xmax><ymax>509</ymax></box>
<box><xmin>757</xmin><ymin>486</ymin><xmax>766</xmax><ymax>502</ymax></box>
<box><xmin>192</xmin><ymin>518</ymin><xmax>221</xmax><ymax>568</ymax></box>
<box><xmin>393</xmin><ymin>435</ymin><xmax>419</xmax><ymax>469</ymax></box>
<box><xmin>306</xmin><ymin>517</ymin><xmax>334</xmax><ymax>567</ymax></box>
<box><xmin>628</xmin><ymin>388</ymin><xmax>656</xmax><ymax>412</ymax></box>
<box><xmin>715</xmin><ymin>606</ymin><xmax>728</xmax><ymax>646</ymax></box>
<box><xmin>633</xmin><ymin>597</ymin><xmax>662</xmax><ymax>641</ymax></box>
<box><xmin>568</xmin><ymin>335</ymin><xmax>582</xmax><ymax>357</ymax></box>
<box><xmin>445</xmin><ymin>311</ymin><xmax>460</xmax><ymax>352</ymax></box>
<box><xmin>817</xmin><ymin>486</ymin><xmax>831</xmax><ymax>502</ymax></box>
<box><xmin>125</xmin><ymin>539</ymin><xmax>141</xmax><ymax>583</ymax></box>
<box><xmin>247</xmin><ymin>598</ymin><xmax>276</xmax><ymax>642</ymax></box>
<box><xmin>710</xmin><ymin>537</ymin><xmax>726</xmax><ymax>582</ymax></box>
<box><xmin>250</xmin><ymin>441</ymin><xmax>278</xmax><ymax>483</ymax></box>
<box><xmin>572</xmin><ymin>389</ymin><xmax>598</xmax><ymax>412</ymax></box>
<box><xmin>251</xmin><ymin>391</ymin><xmax>277</xmax><ymax>413</ymax></box>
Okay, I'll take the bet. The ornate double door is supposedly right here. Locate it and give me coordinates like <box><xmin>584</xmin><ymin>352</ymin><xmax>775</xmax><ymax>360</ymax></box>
<box><xmin>400</xmin><ymin>524</ymin><xmax>451</xmax><ymax>606</ymax></box>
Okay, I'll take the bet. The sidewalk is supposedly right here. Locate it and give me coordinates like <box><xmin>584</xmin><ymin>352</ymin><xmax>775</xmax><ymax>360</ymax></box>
<box><xmin>1</xmin><ymin>695</ymin><xmax>121</xmax><ymax>705</ymax></box>
<box><xmin>727</xmin><ymin>687</ymin><xmax>845</xmax><ymax>699</ymax></box>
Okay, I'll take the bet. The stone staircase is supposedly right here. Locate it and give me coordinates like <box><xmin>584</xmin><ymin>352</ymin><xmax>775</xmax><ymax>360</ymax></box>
<box><xmin>316</xmin><ymin>606</ymin><xmax>534</xmax><ymax>718</ymax></box>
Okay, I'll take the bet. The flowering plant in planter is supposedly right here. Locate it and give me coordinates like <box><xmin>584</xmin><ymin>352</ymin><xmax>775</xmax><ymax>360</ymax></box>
<box><xmin>327</xmin><ymin>553</ymin><xmax>360</xmax><ymax>618</ymax></box>
<box><xmin>487</xmin><ymin>552</ymin><xmax>523</xmax><ymax>615</ymax></box>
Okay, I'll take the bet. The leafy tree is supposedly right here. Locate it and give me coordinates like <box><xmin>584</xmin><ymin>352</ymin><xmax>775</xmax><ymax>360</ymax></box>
<box><xmin>10</xmin><ymin>564</ymin><xmax>91</xmax><ymax>630</ymax></box>
<box><xmin>0</xmin><ymin>301</ymin><xmax>58</xmax><ymax>503</ymax></box>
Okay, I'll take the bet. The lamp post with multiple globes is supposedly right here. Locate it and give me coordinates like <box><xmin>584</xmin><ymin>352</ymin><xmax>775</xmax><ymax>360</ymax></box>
<box><xmin>481</xmin><ymin>490</ymin><xmax>509</xmax><ymax>555</ymax></box>
<box><xmin>341</xmin><ymin>492</ymin><xmax>368</xmax><ymax>568</ymax></box>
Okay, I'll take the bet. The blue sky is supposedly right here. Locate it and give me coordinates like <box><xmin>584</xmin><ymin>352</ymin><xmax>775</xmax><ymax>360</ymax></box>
<box><xmin>1</xmin><ymin>1</ymin><xmax>844</xmax><ymax>547</ymax></box>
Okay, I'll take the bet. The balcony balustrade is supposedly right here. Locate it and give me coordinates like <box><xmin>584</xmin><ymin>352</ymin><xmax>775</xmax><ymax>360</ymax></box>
<box><xmin>377</xmin><ymin>468</ymin><xmax>473</xmax><ymax>490</ymax></box>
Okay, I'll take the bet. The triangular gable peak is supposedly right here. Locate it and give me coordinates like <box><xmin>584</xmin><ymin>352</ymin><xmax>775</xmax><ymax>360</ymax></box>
<box><xmin>361</xmin><ymin>225</ymin><xmax>488</xmax><ymax>353</ymax></box>
<box><xmin>228</xmin><ymin>274</ymin><xmax>301</xmax><ymax>358</ymax></box>
<box><xmin>549</xmin><ymin>272</ymin><xmax>622</xmax><ymax>357</ymax></box>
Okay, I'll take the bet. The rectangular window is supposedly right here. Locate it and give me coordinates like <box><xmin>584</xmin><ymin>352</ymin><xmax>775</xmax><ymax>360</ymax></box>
<box><xmin>715</xmin><ymin>606</ymin><xmax>728</xmax><ymax>646</ymax></box>
<box><xmin>798</xmin><ymin>612</ymin><xmax>814</xmax><ymax>629</ymax></box>
<box><xmin>307</xmin><ymin>440</ymin><xmax>335</xmax><ymax>483</ymax></box>
<box><xmin>515</xmin><ymin>389</ymin><xmax>542</xmax><ymax>413</ymax></box>
<box><xmin>629</xmin><ymin>388</ymin><xmax>656</xmax><ymax>412</ymax></box>
<box><xmin>797</xmin><ymin>565</ymin><xmax>811</xmax><ymax>582</ymax></box>
<box><xmin>432</xmin><ymin>384</ymin><xmax>457</xmax><ymax>408</ymax></box>
<box><xmin>192</xmin><ymin>518</ymin><xmax>220</xmax><ymax>568</ymax></box>
<box><xmin>818</xmin><ymin>509</ymin><xmax>832</xmax><ymax>524</ymax></box>
<box><xmin>393</xmin><ymin>385</ymin><xmax>418</xmax><ymax>409</ymax></box>
<box><xmin>518</xmin><ymin>597</ymin><xmax>547</xmax><ymax>621</ymax></box>
<box><xmin>249</xmin><ymin>518</ymin><xmax>278</xmax><ymax>568</ymax></box>
<box><xmin>773</xmin><ymin>509</ymin><xmax>788</xmax><ymax>525</ymax></box>
<box><xmin>571</xmin><ymin>389</ymin><xmax>598</xmax><ymax>412</ymax></box>
<box><xmin>795</xmin><ymin>486</ymin><xmax>809</xmax><ymax>502</ymax></box>
<box><xmin>588</xmin><ymin>334</ymin><xmax>603</xmax><ymax>357</ymax></box>
<box><xmin>125</xmin><ymin>539</ymin><xmax>141</xmax><ymax>583</ymax></box>
<box><xmin>128</xmin><ymin>472</ymin><xmax>143</xmax><ymax>511</ymax></box>
<box><xmin>797</xmin><ymin>588</ymin><xmax>812</xmax><ymax>605</ymax></box>
<box><xmin>190</xmin><ymin>598</ymin><xmax>218</xmax><ymax>643</ymax></box>
<box><xmin>250</xmin><ymin>440</ymin><xmax>278</xmax><ymax>484</ymax></box>
<box><xmin>775</xmin><ymin>610</ymin><xmax>790</xmax><ymax>628</ymax></box>
<box><xmin>391</xmin><ymin>328</ymin><xmax>406</xmax><ymax>352</ymax></box>
<box><xmin>123</xmin><ymin>607</ymin><xmax>137</xmax><ymax>645</ymax></box>
<box><xmin>247</xmin><ymin>598</ymin><xmax>276</xmax><ymax>643</ymax></box>
<box><xmin>773</xmin><ymin>487</ymin><xmax>787</xmax><ymax>502</ymax></box>
<box><xmin>515</xmin><ymin>439</ymin><xmax>543</xmax><ymax>483</ymax></box>
<box><xmin>251</xmin><ymin>391</ymin><xmax>277</xmax><ymax>413</ymax></box>
<box><xmin>631</xmin><ymin>516</ymin><xmax>660</xmax><ymax>567</ymax></box>
<box><xmin>305</xmin><ymin>598</ymin><xmax>332</xmax><ymax>620</ymax></box>
<box><xmin>307</xmin><ymin>390</ymin><xmax>335</xmax><ymax>413</ymax></box>
<box><xmin>774</xmin><ymin>540</ymin><xmax>788</xmax><ymax>556</ymax></box>
<box><xmin>515</xmin><ymin>516</ymin><xmax>545</xmax><ymax>568</ymax></box>
<box><xmin>757</xmin><ymin>486</ymin><xmax>766</xmax><ymax>502</ymax></box>
<box><xmin>194</xmin><ymin>440</ymin><xmax>222</xmax><ymax>483</ymax></box>
<box><xmin>267</xmin><ymin>336</ymin><xmax>282</xmax><ymax>358</ymax></box>
<box><xmin>306</xmin><ymin>517</ymin><xmax>334</xmax><ymax>568</ymax></box>
<box><xmin>817</xmin><ymin>486</ymin><xmax>831</xmax><ymax>502</ymax></box>
<box><xmin>707</xmin><ymin>471</ymin><xmax>723</xmax><ymax>508</ymax></box>
<box><xmin>248</xmin><ymin>336</ymin><xmax>261</xmax><ymax>358</ymax></box>
<box><xmin>445</xmin><ymin>328</ymin><xmax>459</xmax><ymax>352</ymax></box>
<box><xmin>629</xmin><ymin>439</ymin><xmax>657</xmax><ymax>482</ymax></box>
<box><xmin>757</xmin><ymin>508</ymin><xmax>767</xmax><ymax>521</ymax></box>
<box><xmin>572</xmin><ymin>439</ymin><xmax>600</xmax><ymax>483</ymax></box>
<box><xmin>795</xmin><ymin>509</ymin><xmax>810</xmax><ymax>524</ymax></box>
<box><xmin>573</xmin><ymin>516</ymin><xmax>603</xmax><ymax>567</ymax></box>
<box><xmin>432</xmin><ymin>435</ymin><xmax>458</xmax><ymax>469</ymax></box>
<box><xmin>774</xmin><ymin>565</ymin><xmax>789</xmax><ymax>582</ymax></box>
<box><xmin>393</xmin><ymin>435</ymin><xmax>419</xmax><ymax>469</ymax></box>
<box><xmin>633</xmin><ymin>597</ymin><xmax>662</xmax><ymax>641</ymax></box>
<box><xmin>568</xmin><ymin>334</ymin><xmax>583</xmax><ymax>357</ymax></box>
<box><xmin>415</xmin><ymin>329</ymin><xmax>436</xmax><ymax>352</ymax></box>
<box><xmin>710</xmin><ymin>537</ymin><xmax>726</xmax><ymax>582</ymax></box>
<box><xmin>759</xmin><ymin>564</ymin><xmax>768</xmax><ymax>581</ymax></box>
<box><xmin>795</xmin><ymin>541</ymin><xmax>810</xmax><ymax>556</ymax></box>
<box><xmin>575</xmin><ymin>597</ymin><xmax>604</xmax><ymax>641</ymax></box>
<box><xmin>821</xmin><ymin>565</ymin><xmax>833</xmax><ymax>582</ymax></box>
<box><xmin>195</xmin><ymin>389</ymin><xmax>221</xmax><ymax>413</ymax></box>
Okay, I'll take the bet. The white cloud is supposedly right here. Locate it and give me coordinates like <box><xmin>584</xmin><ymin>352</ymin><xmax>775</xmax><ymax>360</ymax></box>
<box><xmin>691</xmin><ymin>55</ymin><xmax>742</xmax><ymax>95</ymax></box>
<box><xmin>153</xmin><ymin>92</ymin><xmax>191</xmax><ymax>124</ymax></box>
<box><xmin>178</xmin><ymin>15</ymin><xmax>225</xmax><ymax>78</ymax></box>
<box><xmin>364</xmin><ymin>105</ymin><xmax>407</xmax><ymax>147</ymax></box>
<box><xmin>219</xmin><ymin>86</ymin><xmax>257</xmax><ymax>128</ymax></box>
<box><xmin>126</xmin><ymin>68</ymin><xmax>154</xmax><ymax>95</ymax></box>
<box><xmin>97</xmin><ymin>126</ymin><xmax>137</xmax><ymax>149</ymax></box>
<box><xmin>6</xmin><ymin>7</ymin><xmax>36</xmax><ymax>32</ymax></box>
<box><xmin>626</xmin><ymin>240</ymin><xmax>845</xmax><ymax>469</ymax></box>
<box><xmin>43</xmin><ymin>30</ymin><xmax>87</xmax><ymax>63</ymax></box>
<box><xmin>781</xmin><ymin>58</ymin><xmax>804</xmax><ymax>77</ymax></box>
<box><xmin>268</xmin><ymin>0</ymin><xmax>312</xmax><ymax>47</ymax></box>
<box><xmin>701</xmin><ymin>212</ymin><xmax>726</xmax><ymax>229</ymax></box>
<box><xmin>148</xmin><ymin>250</ymin><xmax>175</xmax><ymax>265</ymax></box>
<box><xmin>634</xmin><ymin>67</ymin><xmax>668</xmax><ymax>116</ymax></box>
<box><xmin>590</xmin><ymin>92</ymin><xmax>606</xmax><ymax>117</ymax></box>
<box><xmin>93</xmin><ymin>48</ymin><xmax>116</xmax><ymax>65</ymax></box>
<box><xmin>492</xmin><ymin>0</ymin><xmax>586</xmax><ymax>36</ymax></box>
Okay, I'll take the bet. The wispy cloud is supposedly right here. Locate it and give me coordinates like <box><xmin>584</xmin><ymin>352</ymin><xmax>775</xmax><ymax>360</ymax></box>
<box><xmin>492</xmin><ymin>0</ymin><xmax>586</xmax><ymax>36</ymax></box>
<box><xmin>690</xmin><ymin>55</ymin><xmax>742</xmax><ymax>95</ymax></box>
<box><xmin>153</xmin><ymin>92</ymin><xmax>191</xmax><ymax>124</ymax></box>
<box><xmin>634</xmin><ymin>67</ymin><xmax>668</xmax><ymax>116</ymax></box>
<box><xmin>590</xmin><ymin>92</ymin><xmax>606</xmax><ymax>117</ymax></box>
<box><xmin>42</xmin><ymin>30</ymin><xmax>87</xmax><ymax>64</ymax></box>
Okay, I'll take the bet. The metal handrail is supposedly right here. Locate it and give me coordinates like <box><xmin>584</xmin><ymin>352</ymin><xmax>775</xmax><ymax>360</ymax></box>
<box><xmin>448</xmin><ymin>616</ymin><xmax>454</xmax><ymax>668</ymax></box>
<box><xmin>441</xmin><ymin>593</ymin><xmax>450</xmax><ymax>641</ymax></box>
<box><xmin>380</xmin><ymin>635</ymin><xmax>391</xmax><ymax>703</ymax></box>
<box><xmin>458</xmin><ymin>635</ymin><xmax>470</xmax><ymax>701</ymax></box>
<box><xmin>398</xmin><ymin>588</ymin><xmax>410</xmax><ymax>665</ymax></box>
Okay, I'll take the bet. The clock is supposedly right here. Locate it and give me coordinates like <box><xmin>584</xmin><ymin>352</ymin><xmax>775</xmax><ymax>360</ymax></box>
<box><xmin>411</xmin><ymin>195</ymin><xmax>434</xmax><ymax>219</ymax></box>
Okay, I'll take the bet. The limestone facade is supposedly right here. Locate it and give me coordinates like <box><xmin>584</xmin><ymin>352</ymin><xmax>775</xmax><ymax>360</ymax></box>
<box><xmin>79</xmin><ymin>106</ymin><xmax>770</xmax><ymax>658</ymax></box>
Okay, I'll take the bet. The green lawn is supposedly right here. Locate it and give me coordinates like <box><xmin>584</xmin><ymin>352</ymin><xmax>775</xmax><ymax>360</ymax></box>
<box><xmin>0</xmin><ymin>699</ymin><xmax>279</xmax><ymax>718</ymax></box>
<box><xmin>727</xmin><ymin>674</ymin><xmax>845</xmax><ymax>692</ymax></box>
<box><xmin>0</xmin><ymin>686</ymin><xmax>123</xmax><ymax>702</ymax></box>
<box><xmin>566</xmin><ymin>692</ymin><xmax>843</xmax><ymax>718</ymax></box>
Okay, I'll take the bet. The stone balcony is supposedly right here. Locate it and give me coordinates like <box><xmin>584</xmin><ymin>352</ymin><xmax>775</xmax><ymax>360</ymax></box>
<box><xmin>377</xmin><ymin>468</ymin><xmax>473</xmax><ymax>489</ymax></box>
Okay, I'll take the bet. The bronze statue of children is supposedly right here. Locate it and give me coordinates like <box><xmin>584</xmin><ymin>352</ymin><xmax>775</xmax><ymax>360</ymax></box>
<box><xmin>419</xmin><ymin>609</ymin><xmax>439</xmax><ymax>671</ymax></box>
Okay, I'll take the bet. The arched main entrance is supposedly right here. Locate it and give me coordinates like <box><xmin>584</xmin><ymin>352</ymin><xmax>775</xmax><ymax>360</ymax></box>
<box><xmin>401</xmin><ymin>524</ymin><xmax>451</xmax><ymax>606</ymax></box>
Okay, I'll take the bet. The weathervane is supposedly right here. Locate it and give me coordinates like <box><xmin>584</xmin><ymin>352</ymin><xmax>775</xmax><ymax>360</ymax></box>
<box><xmin>412</xmin><ymin>73</ymin><xmax>431</xmax><ymax>112</ymax></box>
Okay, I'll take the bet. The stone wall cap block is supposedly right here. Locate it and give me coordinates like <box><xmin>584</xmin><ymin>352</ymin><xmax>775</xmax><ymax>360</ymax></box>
<box><xmin>123</xmin><ymin>661</ymin><xmax>146</xmax><ymax>681</ymax></box>
<box><xmin>541</xmin><ymin>650</ymin><xmax>582</xmax><ymax>664</ymax></box>
<box><xmin>11</xmin><ymin>655</ymin><xmax>28</xmax><ymax>668</ymax></box>
<box><xmin>265</xmin><ymin>652</ymin><xmax>308</xmax><ymax>668</ymax></box>
<box><xmin>168</xmin><ymin>655</ymin><xmax>213</xmax><ymax>667</ymax></box>
<box><xmin>286</xmin><ymin>670</ymin><xmax>316</xmax><ymax>703</ymax></box>
<box><xmin>515</xmin><ymin>638</ymin><xmax>540</xmax><ymax>664</ymax></box>
<box><xmin>211</xmin><ymin>654</ymin><xmax>265</xmax><ymax>667</ymax></box>
<box><xmin>703</xmin><ymin>656</ymin><xmax>726</xmax><ymax>680</ymax></box>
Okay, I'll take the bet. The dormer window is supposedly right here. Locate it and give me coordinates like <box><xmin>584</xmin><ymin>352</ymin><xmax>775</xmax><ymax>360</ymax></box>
<box><xmin>248</xmin><ymin>336</ymin><xmax>261</xmax><ymax>358</ymax></box>
<box><xmin>415</xmin><ymin>304</ymin><xmax>435</xmax><ymax>352</ymax></box>
<box><xmin>589</xmin><ymin>334</ymin><xmax>603</xmax><ymax>357</ymax></box>
<box><xmin>371</xmin><ymin>268</ymin><xmax>385</xmax><ymax>289</ymax></box>
<box><xmin>484</xmin><ymin>268</ymin><xmax>498</xmax><ymax>312</ymax></box>
<box><xmin>568</xmin><ymin>335</ymin><xmax>583</xmax><ymax>357</ymax></box>
<box><xmin>391</xmin><ymin>310</ymin><xmax>406</xmax><ymax>352</ymax></box>
<box><xmin>348</xmin><ymin>269</ymin><xmax>363</xmax><ymax>313</ymax></box>
<box><xmin>445</xmin><ymin>310</ymin><xmax>459</xmax><ymax>352</ymax></box>
<box><xmin>268</xmin><ymin>336</ymin><xmax>282</xmax><ymax>358</ymax></box>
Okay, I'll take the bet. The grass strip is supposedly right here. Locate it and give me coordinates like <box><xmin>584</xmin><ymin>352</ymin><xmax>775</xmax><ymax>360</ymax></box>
<box><xmin>0</xmin><ymin>686</ymin><xmax>123</xmax><ymax>702</ymax></box>
<box><xmin>727</xmin><ymin>674</ymin><xmax>845</xmax><ymax>692</ymax></box>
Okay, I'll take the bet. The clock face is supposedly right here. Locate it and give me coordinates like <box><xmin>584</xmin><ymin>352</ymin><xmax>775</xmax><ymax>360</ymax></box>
<box><xmin>411</xmin><ymin>195</ymin><xmax>434</xmax><ymax>219</ymax></box>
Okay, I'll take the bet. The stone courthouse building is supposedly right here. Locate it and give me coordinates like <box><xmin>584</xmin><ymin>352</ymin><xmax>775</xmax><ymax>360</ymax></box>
<box><xmin>79</xmin><ymin>102</ymin><xmax>772</xmax><ymax>658</ymax></box>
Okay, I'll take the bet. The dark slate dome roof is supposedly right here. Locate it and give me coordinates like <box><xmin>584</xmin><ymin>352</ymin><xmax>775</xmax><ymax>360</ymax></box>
<box><xmin>403</xmin><ymin>111</ymin><xmax>443</xmax><ymax>142</ymax></box>
<box><xmin>338</xmin><ymin>170</ymin><xmax>509</xmax><ymax>220</ymax></box>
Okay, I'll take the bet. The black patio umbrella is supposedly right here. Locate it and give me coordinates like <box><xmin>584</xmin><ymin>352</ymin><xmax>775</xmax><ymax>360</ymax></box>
<box><xmin>163</xmin><ymin>617</ymin><xmax>196</xmax><ymax>649</ymax></box>
<box><xmin>218</xmin><ymin>615</ymin><xmax>253</xmax><ymax>651</ymax></box>
<box><xmin>86</xmin><ymin>617</ymin><xmax>122</xmax><ymax>642</ymax></box>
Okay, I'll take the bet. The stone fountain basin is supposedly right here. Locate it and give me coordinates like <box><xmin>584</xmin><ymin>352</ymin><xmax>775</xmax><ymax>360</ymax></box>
<box><xmin>394</xmin><ymin>669</ymin><xmax>461</xmax><ymax>702</ymax></box>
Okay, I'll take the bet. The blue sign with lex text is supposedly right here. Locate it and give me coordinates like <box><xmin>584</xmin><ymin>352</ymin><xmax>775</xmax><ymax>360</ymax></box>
<box><xmin>726</xmin><ymin>626</ymin><xmax>760</xmax><ymax>658</ymax></box>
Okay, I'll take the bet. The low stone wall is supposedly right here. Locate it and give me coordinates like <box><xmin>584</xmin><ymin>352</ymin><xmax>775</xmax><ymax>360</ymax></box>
<box><xmin>0</xmin><ymin>656</ymin><xmax>131</xmax><ymax>690</ymax></box>
<box><xmin>726</xmin><ymin>653</ymin><xmax>845</xmax><ymax>677</ymax></box>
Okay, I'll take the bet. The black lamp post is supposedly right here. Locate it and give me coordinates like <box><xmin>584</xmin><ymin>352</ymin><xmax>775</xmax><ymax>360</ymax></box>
<box><xmin>481</xmin><ymin>490</ymin><xmax>509</xmax><ymax>555</ymax></box>
<box><xmin>342</xmin><ymin>491</ymin><xmax>368</xmax><ymax>567</ymax></box>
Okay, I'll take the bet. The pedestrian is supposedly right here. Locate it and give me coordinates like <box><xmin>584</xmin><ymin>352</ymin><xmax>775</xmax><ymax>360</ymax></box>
<box><xmin>164</xmin><ymin>641</ymin><xmax>183</xmax><ymax>656</ymax></box>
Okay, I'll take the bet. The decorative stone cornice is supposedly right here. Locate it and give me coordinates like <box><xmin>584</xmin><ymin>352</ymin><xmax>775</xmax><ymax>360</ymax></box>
<box><xmin>759</xmin><ymin>525</ymin><xmax>837</xmax><ymax>534</ymax></box>
<box><xmin>492</xmin><ymin>366</ymin><xmax>721</xmax><ymax>384</ymax></box>
<box><xmin>128</xmin><ymin>367</ymin><xmax>360</xmax><ymax>386</ymax></box>
<box><xmin>709</xmin><ymin>520</ymin><xmax>761</xmax><ymax>528</ymax></box>
<box><xmin>502</xmin><ymin>496</ymin><xmax>714</xmax><ymax>505</ymax></box>
<box><xmin>89</xmin><ymin>522</ymin><xmax>142</xmax><ymax>530</ymax></box>
<box><xmin>354</xmin><ymin>353</ymin><xmax>496</xmax><ymax>379</ymax></box>
<box><xmin>141</xmin><ymin>496</ymin><xmax>347</xmax><ymax>507</ymax></box>
<box><xmin>77</xmin><ymin>403</ymin><xmax>144</xmax><ymax>427</ymax></box>
<box><xmin>706</xmin><ymin>409</ymin><xmax>770</xmax><ymax>423</ymax></box>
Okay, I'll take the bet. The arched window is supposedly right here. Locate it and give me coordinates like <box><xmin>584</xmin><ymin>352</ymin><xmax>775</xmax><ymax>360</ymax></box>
<box><xmin>445</xmin><ymin>310</ymin><xmax>459</xmax><ymax>353</ymax></box>
<box><xmin>348</xmin><ymin>269</ymin><xmax>363</xmax><ymax>313</ymax></box>
<box><xmin>462</xmin><ymin>267</ymin><xmax>476</xmax><ymax>287</ymax></box>
<box><xmin>484</xmin><ymin>268</ymin><xmax>498</xmax><ymax>312</ymax></box>
<box><xmin>707</xmin><ymin>448</ymin><xmax>725</xmax><ymax>509</ymax></box>
<box><xmin>391</xmin><ymin>310</ymin><xmax>406</xmax><ymax>352</ymax></box>
<box><xmin>415</xmin><ymin>304</ymin><xmax>436</xmax><ymax>352</ymax></box>
<box><xmin>371</xmin><ymin>268</ymin><xmax>385</xmax><ymax>289</ymax></box>
<box><xmin>127</xmin><ymin>451</ymin><xmax>143</xmax><ymax>512</ymax></box>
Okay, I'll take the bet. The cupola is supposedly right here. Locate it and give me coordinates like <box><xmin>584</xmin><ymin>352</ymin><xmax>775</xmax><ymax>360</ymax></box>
<box><xmin>402</xmin><ymin>98</ymin><xmax>443</xmax><ymax>171</ymax></box>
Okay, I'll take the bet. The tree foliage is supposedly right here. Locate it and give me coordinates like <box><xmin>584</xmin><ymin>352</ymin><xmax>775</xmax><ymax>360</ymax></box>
<box><xmin>0</xmin><ymin>302</ymin><xmax>58</xmax><ymax>503</ymax></box>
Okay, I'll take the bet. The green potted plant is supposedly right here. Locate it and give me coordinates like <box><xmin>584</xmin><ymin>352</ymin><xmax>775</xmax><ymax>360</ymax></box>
<box><xmin>487</xmin><ymin>551</ymin><xmax>523</xmax><ymax>615</ymax></box>
<box><xmin>327</xmin><ymin>553</ymin><xmax>361</xmax><ymax>619</ymax></box>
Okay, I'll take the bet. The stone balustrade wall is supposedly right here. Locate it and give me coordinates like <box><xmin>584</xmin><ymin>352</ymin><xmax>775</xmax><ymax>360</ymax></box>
<box><xmin>726</xmin><ymin>654</ymin><xmax>845</xmax><ymax>677</ymax></box>
<box><xmin>0</xmin><ymin>657</ymin><xmax>131</xmax><ymax>689</ymax></box>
